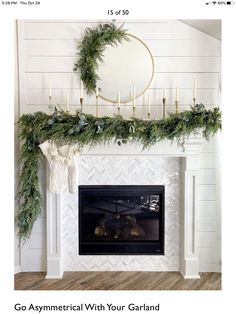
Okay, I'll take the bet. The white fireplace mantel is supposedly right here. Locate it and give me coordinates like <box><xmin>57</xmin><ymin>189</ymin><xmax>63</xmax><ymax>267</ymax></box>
<box><xmin>46</xmin><ymin>137</ymin><xmax>203</xmax><ymax>279</ymax></box>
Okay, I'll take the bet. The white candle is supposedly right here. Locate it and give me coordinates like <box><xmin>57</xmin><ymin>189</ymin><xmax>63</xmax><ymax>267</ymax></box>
<box><xmin>133</xmin><ymin>85</ymin><xmax>136</xmax><ymax>108</ymax></box>
<box><xmin>129</xmin><ymin>90</ymin><xmax>132</xmax><ymax>101</ymax></box>
<box><xmin>49</xmin><ymin>79</ymin><xmax>52</xmax><ymax>98</ymax></box>
<box><xmin>80</xmin><ymin>81</ymin><xmax>83</xmax><ymax>98</ymax></box>
<box><xmin>117</xmin><ymin>90</ymin><xmax>120</xmax><ymax>108</ymax></box>
<box><xmin>66</xmin><ymin>91</ymin><xmax>69</xmax><ymax>112</ymax></box>
<box><xmin>163</xmin><ymin>88</ymin><xmax>166</xmax><ymax>99</ymax></box>
<box><xmin>148</xmin><ymin>93</ymin><xmax>151</xmax><ymax>113</ymax></box>
<box><xmin>194</xmin><ymin>80</ymin><xmax>197</xmax><ymax>99</ymax></box>
<box><xmin>176</xmin><ymin>88</ymin><xmax>179</xmax><ymax>102</ymax></box>
<box><xmin>96</xmin><ymin>85</ymin><xmax>99</xmax><ymax>97</ymax></box>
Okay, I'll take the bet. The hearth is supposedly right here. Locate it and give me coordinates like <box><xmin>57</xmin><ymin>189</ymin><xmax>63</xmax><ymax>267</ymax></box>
<box><xmin>79</xmin><ymin>185</ymin><xmax>165</xmax><ymax>255</ymax></box>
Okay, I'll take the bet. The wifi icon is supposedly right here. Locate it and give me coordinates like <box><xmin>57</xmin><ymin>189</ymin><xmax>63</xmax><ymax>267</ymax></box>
<box><xmin>212</xmin><ymin>1</ymin><xmax>217</xmax><ymax>4</ymax></box>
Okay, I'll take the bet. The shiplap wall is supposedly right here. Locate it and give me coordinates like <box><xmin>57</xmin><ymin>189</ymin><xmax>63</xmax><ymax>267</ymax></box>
<box><xmin>16</xmin><ymin>19</ymin><xmax>221</xmax><ymax>272</ymax></box>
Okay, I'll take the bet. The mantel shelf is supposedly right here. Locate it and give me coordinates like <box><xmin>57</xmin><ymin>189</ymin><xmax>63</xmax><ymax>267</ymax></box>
<box><xmin>80</xmin><ymin>136</ymin><xmax>204</xmax><ymax>156</ymax></box>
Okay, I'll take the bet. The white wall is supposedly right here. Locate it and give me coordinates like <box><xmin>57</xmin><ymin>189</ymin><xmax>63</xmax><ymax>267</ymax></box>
<box><xmin>16</xmin><ymin>19</ymin><xmax>221</xmax><ymax>272</ymax></box>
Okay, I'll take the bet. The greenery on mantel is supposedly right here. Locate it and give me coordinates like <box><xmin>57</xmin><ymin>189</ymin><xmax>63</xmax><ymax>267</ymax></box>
<box><xmin>17</xmin><ymin>104</ymin><xmax>221</xmax><ymax>241</ymax></box>
<box><xmin>73</xmin><ymin>23</ymin><xmax>129</xmax><ymax>95</ymax></box>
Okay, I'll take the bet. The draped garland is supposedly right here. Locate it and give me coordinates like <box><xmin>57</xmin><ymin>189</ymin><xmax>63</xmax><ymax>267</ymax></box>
<box><xmin>73</xmin><ymin>23</ymin><xmax>129</xmax><ymax>95</ymax></box>
<box><xmin>16</xmin><ymin>104</ymin><xmax>221</xmax><ymax>241</ymax></box>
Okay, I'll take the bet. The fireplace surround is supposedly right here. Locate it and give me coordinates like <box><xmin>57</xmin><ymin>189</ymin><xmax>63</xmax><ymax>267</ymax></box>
<box><xmin>79</xmin><ymin>185</ymin><xmax>165</xmax><ymax>255</ymax></box>
<box><xmin>45</xmin><ymin>137</ymin><xmax>203</xmax><ymax>279</ymax></box>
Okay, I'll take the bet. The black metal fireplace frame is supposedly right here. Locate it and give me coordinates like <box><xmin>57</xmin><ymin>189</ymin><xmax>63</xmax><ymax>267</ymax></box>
<box><xmin>78</xmin><ymin>185</ymin><xmax>165</xmax><ymax>255</ymax></box>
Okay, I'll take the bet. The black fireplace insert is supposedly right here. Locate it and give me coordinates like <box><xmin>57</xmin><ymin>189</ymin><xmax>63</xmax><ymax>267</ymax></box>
<box><xmin>79</xmin><ymin>185</ymin><xmax>165</xmax><ymax>255</ymax></box>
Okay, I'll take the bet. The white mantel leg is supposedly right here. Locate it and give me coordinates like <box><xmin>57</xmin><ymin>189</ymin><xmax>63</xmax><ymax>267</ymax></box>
<box><xmin>45</xmin><ymin>166</ymin><xmax>64</xmax><ymax>279</ymax></box>
<box><xmin>180</xmin><ymin>156</ymin><xmax>200</xmax><ymax>279</ymax></box>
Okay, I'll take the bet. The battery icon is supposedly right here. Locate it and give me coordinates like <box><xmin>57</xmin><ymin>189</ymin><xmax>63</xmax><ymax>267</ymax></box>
<box><xmin>227</xmin><ymin>1</ymin><xmax>235</xmax><ymax>4</ymax></box>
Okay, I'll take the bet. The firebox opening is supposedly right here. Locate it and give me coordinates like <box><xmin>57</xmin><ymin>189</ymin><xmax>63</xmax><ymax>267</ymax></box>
<box><xmin>79</xmin><ymin>185</ymin><xmax>165</xmax><ymax>255</ymax></box>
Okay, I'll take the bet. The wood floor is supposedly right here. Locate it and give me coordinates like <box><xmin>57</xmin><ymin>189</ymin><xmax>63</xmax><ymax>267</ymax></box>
<box><xmin>15</xmin><ymin>271</ymin><xmax>221</xmax><ymax>290</ymax></box>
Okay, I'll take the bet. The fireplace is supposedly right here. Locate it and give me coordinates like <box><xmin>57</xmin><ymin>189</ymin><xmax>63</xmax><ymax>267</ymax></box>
<box><xmin>79</xmin><ymin>185</ymin><xmax>165</xmax><ymax>255</ymax></box>
<box><xmin>46</xmin><ymin>140</ymin><xmax>202</xmax><ymax>278</ymax></box>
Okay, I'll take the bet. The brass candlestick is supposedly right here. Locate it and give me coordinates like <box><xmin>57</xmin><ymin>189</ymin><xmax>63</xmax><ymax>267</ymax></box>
<box><xmin>80</xmin><ymin>97</ymin><xmax>83</xmax><ymax>113</ymax></box>
<box><xmin>193</xmin><ymin>97</ymin><xmax>196</xmax><ymax>108</ymax></box>
<box><xmin>133</xmin><ymin>106</ymin><xmax>136</xmax><ymax>118</ymax></box>
<box><xmin>162</xmin><ymin>98</ymin><xmax>166</xmax><ymax>119</ymax></box>
<box><xmin>175</xmin><ymin>100</ymin><xmax>179</xmax><ymax>113</ymax></box>
<box><xmin>117</xmin><ymin>106</ymin><xmax>121</xmax><ymax>115</ymax></box>
<box><xmin>96</xmin><ymin>96</ymin><xmax>99</xmax><ymax>117</ymax></box>
<box><xmin>48</xmin><ymin>95</ymin><xmax>53</xmax><ymax>114</ymax></box>
<box><xmin>147</xmin><ymin>112</ymin><xmax>151</xmax><ymax>120</ymax></box>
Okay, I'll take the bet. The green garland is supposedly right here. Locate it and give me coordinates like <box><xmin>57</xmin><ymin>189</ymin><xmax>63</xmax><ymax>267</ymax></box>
<box><xmin>73</xmin><ymin>23</ymin><xmax>129</xmax><ymax>95</ymax></box>
<box><xmin>17</xmin><ymin>104</ymin><xmax>221</xmax><ymax>241</ymax></box>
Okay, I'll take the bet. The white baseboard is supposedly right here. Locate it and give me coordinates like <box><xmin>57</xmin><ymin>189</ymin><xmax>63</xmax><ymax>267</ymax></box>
<box><xmin>199</xmin><ymin>263</ymin><xmax>221</xmax><ymax>272</ymax></box>
<box><xmin>182</xmin><ymin>275</ymin><xmax>201</xmax><ymax>279</ymax></box>
<box><xmin>45</xmin><ymin>274</ymin><xmax>64</xmax><ymax>279</ymax></box>
<box><xmin>14</xmin><ymin>265</ymin><xmax>21</xmax><ymax>274</ymax></box>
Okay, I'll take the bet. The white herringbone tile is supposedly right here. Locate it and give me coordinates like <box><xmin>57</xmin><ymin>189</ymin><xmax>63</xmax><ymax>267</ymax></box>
<box><xmin>62</xmin><ymin>156</ymin><xmax>181</xmax><ymax>271</ymax></box>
